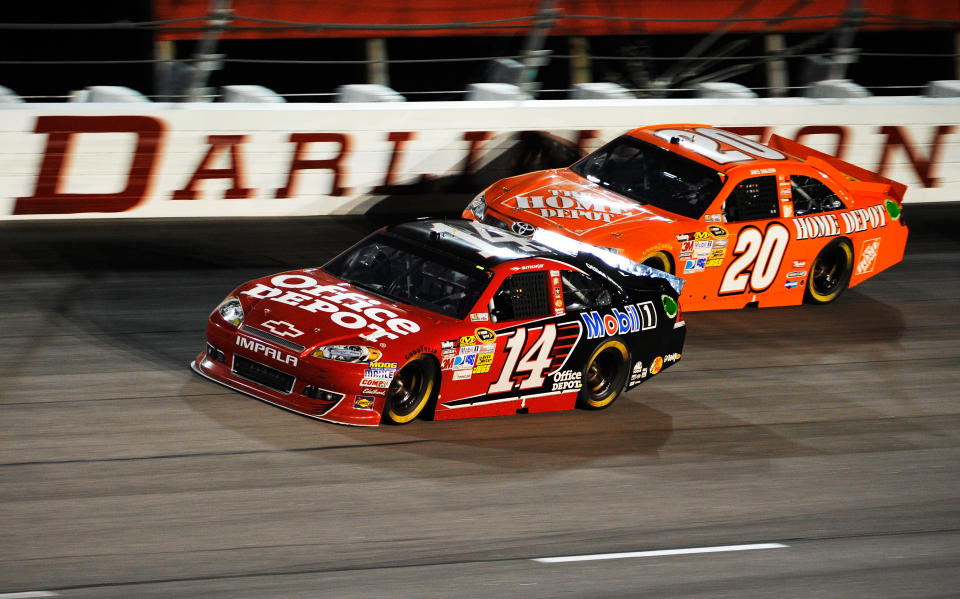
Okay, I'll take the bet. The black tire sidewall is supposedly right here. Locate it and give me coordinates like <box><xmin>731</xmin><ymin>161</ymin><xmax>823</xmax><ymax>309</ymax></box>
<box><xmin>805</xmin><ymin>238</ymin><xmax>853</xmax><ymax>305</ymax></box>
<box><xmin>577</xmin><ymin>338</ymin><xmax>629</xmax><ymax>409</ymax></box>
<box><xmin>383</xmin><ymin>356</ymin><xmax>438</xmax><ymax>425</ymax></box>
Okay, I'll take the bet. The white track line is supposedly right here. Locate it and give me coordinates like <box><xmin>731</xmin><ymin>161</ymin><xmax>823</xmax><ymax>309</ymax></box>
<box><xmin>0</xmin><ymin>593</ymin><xmax>59</xmax><ymax>598</ymax></box>
<box><xmin>533</xmin><ymin>542</ymin><xmax>788</xmax><ymax>563</ymax></box>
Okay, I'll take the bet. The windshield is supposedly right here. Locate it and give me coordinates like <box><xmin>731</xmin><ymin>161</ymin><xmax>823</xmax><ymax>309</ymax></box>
<box><xmin>323</xmin><ymin>233</ymin><xmax>490</xmax><ymax>319</ymax></box>
<box><xmin>570</xmin><ymin>135</ymin><xmax>724</xmax><ymax>219</ymax></box>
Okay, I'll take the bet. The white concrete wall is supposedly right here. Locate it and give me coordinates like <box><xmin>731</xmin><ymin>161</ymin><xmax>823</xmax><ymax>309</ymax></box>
<box><xmin>0</xmin><ymin>97</ymin><xmax>957</xmax><ymax>219</ymax></box>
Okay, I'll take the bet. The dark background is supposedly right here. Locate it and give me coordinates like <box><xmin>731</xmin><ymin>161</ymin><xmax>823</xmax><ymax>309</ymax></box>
<box><xmin>2</xmin><ymin>2</ymin><xmax>957</xmax><ymax>100</ymax></box>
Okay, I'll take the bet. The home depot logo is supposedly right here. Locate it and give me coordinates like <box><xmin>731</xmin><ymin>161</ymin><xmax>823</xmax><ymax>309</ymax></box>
<box><xmin>856</xmin><ymin>238</ymin><xmax>881</xmax><ymax>275</ymax></box>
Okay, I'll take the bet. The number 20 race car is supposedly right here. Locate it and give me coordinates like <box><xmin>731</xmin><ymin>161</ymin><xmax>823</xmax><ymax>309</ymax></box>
<box><xmin>465</xmin><ymin>123</ymin><xmax>908</xmax><ymax>311</ymax></box>
<box><xmin>192</xmin><ymin>220</ymin><xmax>686</xmax><ymax>426</ymax></box>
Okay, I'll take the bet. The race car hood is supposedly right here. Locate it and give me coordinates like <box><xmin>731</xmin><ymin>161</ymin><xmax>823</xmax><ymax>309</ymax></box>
<box><xmin>485</xmin><ymin>168</ymin><xmax>681</xmax><ymax>243</ymax></box>
<box><xmin>235</xmin><ymin>268</ymin><xmax>445</xmax><ymax>357</ymax></box>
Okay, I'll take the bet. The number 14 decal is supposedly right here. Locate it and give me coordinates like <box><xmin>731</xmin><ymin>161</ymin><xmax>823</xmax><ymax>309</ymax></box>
<box><xmin>488</xmin><ymin>324</ymin><xmax>557</xmax><ymax>394</ymax></box>
<box><xmin>719</xmin><ymin>222</ymin><xmax>790</xmax><ymax>295</ymax></box>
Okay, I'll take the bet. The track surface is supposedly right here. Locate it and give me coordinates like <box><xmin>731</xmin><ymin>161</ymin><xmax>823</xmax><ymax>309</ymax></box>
<box><xmin>2</xmin><ymin>205</ymin><xmax>959</xmax><ymax>598</ymax></box>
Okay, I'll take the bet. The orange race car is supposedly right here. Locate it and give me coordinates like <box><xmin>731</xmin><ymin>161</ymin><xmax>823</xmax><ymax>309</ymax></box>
<box><xmin>464</xmin><ymin>123</ymin><xmax>908</xmax><ymax>311</ymax></box>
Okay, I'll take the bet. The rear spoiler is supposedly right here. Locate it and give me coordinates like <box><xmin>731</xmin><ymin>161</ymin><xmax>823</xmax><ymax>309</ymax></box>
<box><xmin>767</xmin><ymin>134</ymin><xmax>907</xmax><ymax>204</ymax></box>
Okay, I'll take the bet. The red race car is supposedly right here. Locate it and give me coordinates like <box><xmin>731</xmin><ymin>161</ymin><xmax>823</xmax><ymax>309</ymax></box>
<box><xmin>465</xmin><ymin>123</ymin><xmax>908</xmax><ymax>311</ymax></box>
<box><xmin>192</xmin><ymin>219</ymin><xmax>686</xmax><ymax>426</ymax></box>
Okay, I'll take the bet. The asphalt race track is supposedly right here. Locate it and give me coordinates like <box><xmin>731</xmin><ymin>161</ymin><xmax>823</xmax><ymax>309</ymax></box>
<box><xmin>2</xmin><ymin>204</ymin><xmax>959</xmax><ymax>598</ymax></box>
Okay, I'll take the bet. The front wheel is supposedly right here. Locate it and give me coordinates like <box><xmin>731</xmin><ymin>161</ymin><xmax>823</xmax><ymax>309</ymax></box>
<box><xmin>804</xmin><ymin>238</ymin><xmax>853</xmax><ymax>305</ymax></box>
<box><xmin>641</xmin><ymin>251</ymin><xmax>673</xmax><ymax>274</ymax></box>
<box><xmin>382</xmin><ymin>356</ymin><xmax>437</xmax><ymax>425</ymax></box>
<box><xmin>577</xmin><ymin>339</ymin><xmax>629</xmax><ymax>410</ymax></box>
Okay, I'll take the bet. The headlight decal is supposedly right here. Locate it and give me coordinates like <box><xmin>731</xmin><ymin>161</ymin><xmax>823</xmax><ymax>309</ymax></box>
<box><xmin>312</xmin><ymin>345</ymin><xmax>383</xmax><ymax>363</ymax></box>
<box><xmin>215</xmin><ymin>296</ymin><xmax>244</xmax><ymax>326</ymax></box>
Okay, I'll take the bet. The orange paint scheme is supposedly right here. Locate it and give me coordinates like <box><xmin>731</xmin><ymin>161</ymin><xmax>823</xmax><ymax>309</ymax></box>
<box><xmin>465</xmin><ymin>124</ymin><xmax>908</xmax><ymax>311</ymax></box>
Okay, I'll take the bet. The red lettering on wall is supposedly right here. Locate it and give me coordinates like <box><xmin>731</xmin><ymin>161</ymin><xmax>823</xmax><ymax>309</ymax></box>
<box><xmin>461</xmin><ymin>131</ymin><xmax>493</xmax><ymax>176</ymax></box>
<box><xmin>172</xmin><ymin>135</ymin><xmax>252</xmax><ymax>200</ymax></box>
<box><xmin>794</xmin><ymin>126</ymin><xmax>848</xmax><ymax>160</ymax></box>
<box><xmin>275</xmin><ymin>133</ymin><xmax>350</xmax><ymax>198</ymax></box>
<box><xmin>372</xmin><ymin>131</ymin><xmax>415</xmax><ymax>194</ymax></box>
<box><xmin>576</xmin><ymin>129</ymin><xmax>599</xmax><ymax>154</ymax></box>
<box><xmin>14</xmin><ymin>115</ymin><xmax>164</xmax><ymax>215</ymax></box>
<box><xmin>877</xmin><ymin>125</ymin><xmax>955</xmax><ymax>188</ymax></box>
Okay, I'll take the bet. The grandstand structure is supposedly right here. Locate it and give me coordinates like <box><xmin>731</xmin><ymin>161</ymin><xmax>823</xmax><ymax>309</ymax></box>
<box><xmin>1</xmin><ymin>0</ymin><xmax>959</xmax><ymax>102</ymax></box>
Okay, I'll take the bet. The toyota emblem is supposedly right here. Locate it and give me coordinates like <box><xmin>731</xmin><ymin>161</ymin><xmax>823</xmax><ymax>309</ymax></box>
<box><xmin>511</xmin><ymin>221</ymin><xmax>536</xmax><ymax>236</ymax></box>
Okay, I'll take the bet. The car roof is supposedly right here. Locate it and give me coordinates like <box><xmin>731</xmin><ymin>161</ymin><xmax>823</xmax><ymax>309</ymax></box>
<box><xmin>384</xmin><ymin>219</ymin><xmax>685</xmax><ymax>295</ymax></box>
<box><xmin>626</xmin><ymin>123</ymin><xmax>806</xmax><ymax>173</ymax></box>
<box><xmin>384</xmin><ymin>219</ymin><xmax>569</xmax><ymax>268</ymax></box>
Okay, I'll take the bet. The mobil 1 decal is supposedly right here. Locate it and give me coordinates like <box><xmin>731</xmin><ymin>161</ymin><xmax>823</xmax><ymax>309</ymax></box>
<box><xmin>719</xmin><ymin>222</ymin><xmax>790</xmax><ymax>295</ymax></box>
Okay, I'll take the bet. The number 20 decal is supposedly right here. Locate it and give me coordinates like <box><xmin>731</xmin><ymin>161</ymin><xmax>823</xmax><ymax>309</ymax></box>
<box><xmin>719</xmin><ymin>223</ymin><xmax>790</xmax><ymax>295</ymax></box>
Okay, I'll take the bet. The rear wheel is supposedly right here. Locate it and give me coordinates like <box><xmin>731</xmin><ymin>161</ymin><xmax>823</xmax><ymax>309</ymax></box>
<box><xmin>804</xmin><ymin>238</ymin><xmax>853</xmax><ymax>304</ymax></box>
<box><xmin>577</xmin><ymin>339</ymin><xmax>629</xmax><ymax>410</ymax></box>
<box><xmin>383</xmin><ymin>356</ymin><xmax>437</xmax><ymax>424</ymax></box>
<box><xmin>641</xmin><ymin>251</ymin><xmax>673</xmax><ymax>274</ymax></box>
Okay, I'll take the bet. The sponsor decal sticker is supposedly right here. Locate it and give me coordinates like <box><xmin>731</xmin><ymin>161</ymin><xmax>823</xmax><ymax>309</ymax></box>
<box><xmin>475</xmin><ymin>327</ymin><xmax>496</xmax><ymax>342</ymax></box>
<box><xmin>650</xmin><ymin>356</ymin><xmax>664</xmax><ymax>375</ymax></box>
<box><xmin>241</xmin><ymin>277</ymin><xmax>421</xmax><ymax>343</ymax></box>
<box><xmin>361</xmin><ymin>387</ymin><xmax>386</xmax><ymax>396</ymax></box>
<box><xmin>354</xmin><ymin>396</ymin><xmax>376</xmax><ymax>410</ymax></box>
<box><xmin>360</xmin><ymin>377</ymin><xmax>390</xmax><ymax>388</ymax></box>
<box><xmin>856</xmin><ymin>237</ymin><xmax>881</xmax><ymax>275</ymax></box>
<box><xmin>551</xmin><ymin>369</ymin><xmax>582</xmax><ymax>391</ymax></box>
<box><xmin>469</xmin><ymin>312</ymin><xmax>489</xmax><ymax>322</ymax></box>
<box><xmin>791</xmin><ymin>204</ymin><xmax>887</xmax><ymax>241</ymax></box>
<box><xmin>792</xmin><ymin>260</ymin><xmax>806</xmax><ymax>268</ymax></box>
<box><xmin>581</xmin><ymin>301</ymin><xmax>657</xmax><ymax>340</ymax></box>
<box><xmin>786</xmin><ymin>270</ymin><xmax>806</xmax><ymax>279</ymax></box>
<box><xmin>784</xmin><ymin>280</ymin><xmax>799</xmax><ymax>289</ymax></box>
<box><xmin>453</xmin><ymin>369</ymin><xmax>473</xmax><ymax>381</ymax></box>
<box><xmin>708</xmin><ymin>225</ymin><xmax>728</xmax><ymax>239</ymax></box>
<box><xmin>630</xmin><ymin>361</ymin><xmax>648</xmax><ymax>384</ymax></box>
<box><xmin>509</xmin><ymin>189</ymin><xmax>636</xmax><ymax>224</ymax></box>
<box><xmin>364</xmin><ymin>366</ymin><xmax>396</xmax><ymax>379</ymax></box>
<box><xmin>453</xmin><ymin>354</ymin><xmax>477</xmax><ymax>370</ymax></box>
<box><xmin>664</xmin><ymin>352</ymin><xmax>681</xmax><ymax>363</ymax></box>
<box><xmin>705</xmin><ymin>213</ymin><xmax>723</xmax><ymax>223</ymax></box>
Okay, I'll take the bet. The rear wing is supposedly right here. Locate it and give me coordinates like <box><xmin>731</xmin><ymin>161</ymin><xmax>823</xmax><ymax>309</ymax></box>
<box><xmin>767</xmin><ymin>134</ymin><xmax>907</xmax><ymax>204</ymax></box>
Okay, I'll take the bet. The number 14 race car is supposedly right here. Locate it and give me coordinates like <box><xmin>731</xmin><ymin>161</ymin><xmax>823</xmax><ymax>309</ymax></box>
<box><xmin>192</xmin><ymin>220</ymin><xmax>686</xmax><ymax>426</ymax></box>
<box><xmin>465</xmin><ymin>123</ymin><xmax>908</xmax><ymax>310</ymax></box>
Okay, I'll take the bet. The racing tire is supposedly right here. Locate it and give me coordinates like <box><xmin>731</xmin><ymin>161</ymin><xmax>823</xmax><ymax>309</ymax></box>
<box><xmin>641</xmin><ymin>251</ymin><xmax>673</xmax><ymax>274</ymax></box>
<box><xmin>577</xmin><ymin>339</ymin><xmax>630</xmax><ymax>410</ymax></box>
<box><xmin>383</xmin><ymin>356</ymin><xmax>438</xmax><ymax>425</ymax></box>
<box><xmin>804</xmin><ymin>238</ymin><xmax>854</xmax><ymax>305</ymax></box>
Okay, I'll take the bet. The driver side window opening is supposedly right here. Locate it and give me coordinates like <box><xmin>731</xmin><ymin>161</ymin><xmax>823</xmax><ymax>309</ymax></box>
<box><xmin>490</xmin><ymin>271</ymin><xmax>551</xmax><ymax>322</ymax></box>
<box><xmin>790</xmin><ymin>174</ymin><xmax>845</xmax><ymax>216</ymax></box>
<box><xmin>722</xmin><ymin>176</ymin><xmax>778</xmax><ymax>222</ymax></box>
<box><xmin>560</xmin><ymin>271</ymin><xmax>611</xmax><ymax>312</ymax></box>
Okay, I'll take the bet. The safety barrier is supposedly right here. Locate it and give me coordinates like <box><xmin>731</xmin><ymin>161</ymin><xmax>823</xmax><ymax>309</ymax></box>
<box><xmin>1</xmin><ymin>97</ymin><xmax>957</xmax><ymax>220</ymax></box>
